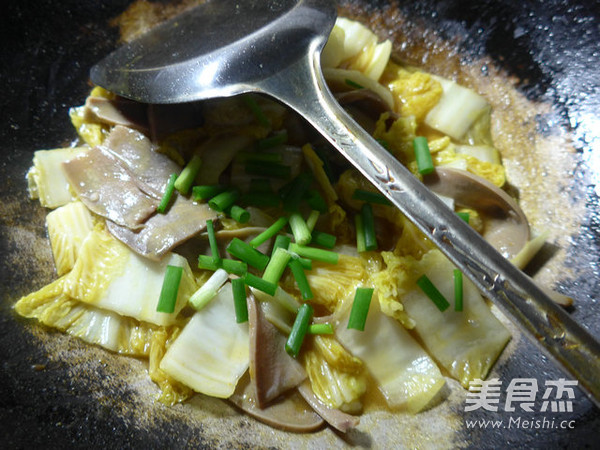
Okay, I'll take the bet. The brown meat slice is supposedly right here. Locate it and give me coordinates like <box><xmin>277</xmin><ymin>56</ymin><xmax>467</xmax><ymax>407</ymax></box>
<box><xmin>298</xmin><ymin>381</ymin><xmax>360</xmax><ymax>433</ymax></box>
<box><xmin>106</xmin><ymin>196</ymin><xmax>217</xmax><ymax>260</ymax></box>
<box><xmin>103</xmin><ymin>125</ymin><xmax>181</xmax><ymax>197</ymax></box>
<box><xmin>247</xmin><ymin>293</ymin><xmax>306</xmax><ymax>408</ymax></box>
<box><xmin>62</xmin><ymin>146</ymin><xmax>158</xmax><ymax>229</ymax></box>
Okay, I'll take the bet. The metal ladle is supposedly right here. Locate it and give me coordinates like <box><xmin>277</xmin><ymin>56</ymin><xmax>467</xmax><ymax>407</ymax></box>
<box><xmin>91</xmin><ymin>0</ymin><xmax>600</xmax><ymax>407</ymax></box>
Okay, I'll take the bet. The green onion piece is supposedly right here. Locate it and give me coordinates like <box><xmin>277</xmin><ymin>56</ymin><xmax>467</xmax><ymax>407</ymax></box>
<box><xmin>347</xmin><ymin>287</ymin><xmax>374</xmax><ymax>331</ymax></box>
<box><xmin>454</xmin><ymin>269</ymin><xmax>463</xmax><ymax>312</ymax></box>
<box><xmin>189</xmin><ymin>269</ymin><xmax>228</xmax><ymax>311</ymax></box>
<box><xmin>282</xmin><ymin>173</ymin><xmax>312</xmax><ymax>212</ymax></box>
<box><xmin>271</xmin><ymin>234</ymin><xmax>292</xmax><ymax>255</ymax></box>
<box><xmin>157</xmin><ymin>173</ymin><xmax>178</xmax><ymax>214</ymax></box>
<box><xmin>232</xmin><ymin>278</ymin><xmax>248</xmax><ymax>323</ymax></box>
<box><xmin>288</xmin><ymin>257</ymin><xmax>313</xmax><ymax>300</ymax></box>
<box><xmin>377</xmin><ymin>139</ymin><xmax>390</xmax><ymax>150</ymax></box>
<box><xmin>245</xmin><ymin>160</ymin><xmax>291</xmax><ymax>179</ymax></box>
<box><xmin>198</xmin><ymin>254</ymin><xmax>220</xmax><ymax>271</ymax></box>
<box><xmin>457</xmin><ymin>211</ymin><xmax>470</xmax><ymax>224</ymax></box>
<box><xmin>345</xmin><ymin>78</ymin><xmax>364</xmax><ymax>90</ymax></box>
<box><xmin>258</xmin><ymin>130</ymin><xmax>288</xmax><ymax>150</ymax></box>
<box><xmin>236</xmin><ymin>151</ymin><xmax>283</xmax><ymax>163</ymax></box>
<box><xmin>361</xmin><ymin>203</ymin><xmax>378</xmax><ymax>251</ymax></box>
<box><xmin>305</xmin><ymin>210</ymin><xmax>320</xmax><ymax>232</ymax></box>
<box><xmin>296</xmin><ymin>257</ymin><xmax>312</xmax><ymax>271</ymax></box>
<box><xmin>288</xmin><ymin>243</ymin><xmax>339</xmax><ymax>265</ymax></box>
<box><xmin>156</xmin><ymin>265</ymin><xmax>183</xmax><ymax>313</ymax></box>
<box><xmin>192</xmin><ymin>184</ymin><xmax>226</xmax><ymax>201</ymax></box>
<box><xmin>285</xmin><ymin>303</ymin><xmax>314</xmax><ymax>358</ymax></box>
<box><xmin>310</xmin><ymin>230</ymin><xmax>336</xmax><ymax>249</ymax></box>
<box><xmin>312</xmin><ymin>147</ymin><xmax>335</xmax><ymax>183</ymax></box>
<box><xmin>221</xmin><ymin>259</ymin><xmax>248</xmax><ymax>276</ymax></box>
<box><xmin>355</xmin><ymin>214</ymin><xmax>366</xmax><ymax>253</ymax></box>
<box><xmin>242</xmin><ymin>272</ymin><xmax>277</xmax><ymax>296</ymax></box>
<box><xmin>226</xmin><ymin>238</ymin><xmax>270</xmax><ymax>270</ymax></box>
<box><xmin>242</xmin><ymin>95</ymin><xmax>271</xmax><ymax>127</ymax></box>
<box><xmin>249</xmin><ymin>178</ymin><xmax>272</xmax><ymax>193</ymax></box>
<box><xmin>413</xmin><ymin>136</ymin><xmax>435</xmax><ymax>175</ymax></box>
<box><xmin>416</xmin><ymin>274</ymin><xmax>450</xmax><ymax>312</ymax></box>
<box><xmin>206</xmin><ymin>219</ymin><xmax>220</xmax><ymax>263</ymax></box>
<box><xmin>309</xmin><ymin>323</ymin><xmax>333</xmax><ymax>335</ymax></box>
<box><xmin>352</xmin><ymin>189</ymin><xmax>392</xmax><ymax>206</ymax></box>
<box><xmin>208</xmin><ymin>188</ymin><xmax>239</xmax><ymax>212</ymax></box>
<box><xmin>229</xmin><ymin>205</ymin><xmax>250</xmax><ymax>223</ymax></box>
<box><xmin>250</xmin><ymin>216</ymin><xmax>289</xmax><ymax>248</ymax></box>
<box><xmin>289</xmin><ymin>213</ymin><xmax>312</xmax><ymax>246</ymax></box>
<box><xmin>174</xmin><ymin>154</ymin><xmax>202</xmax><ymax>194</ymax></box>
<box><xmin>305</xmin><ymin>189</ymin><xmax>328</xmax><ymax>213</ymax></box>
<box><xmin>240</xmin><ymin>192</ymin><xmax>281</xmax><ymax>208</ymax></box>
<box><xmin>262</xmin><ymin>247</ymin><xmax>292</xmax><ymax>285</ymax></box>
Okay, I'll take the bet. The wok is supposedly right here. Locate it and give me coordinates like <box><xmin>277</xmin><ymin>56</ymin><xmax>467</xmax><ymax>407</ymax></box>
<box><xmin>1</xmin><ymin>0</ymin><xmax>598</xmax><ymax>448</ymax></box>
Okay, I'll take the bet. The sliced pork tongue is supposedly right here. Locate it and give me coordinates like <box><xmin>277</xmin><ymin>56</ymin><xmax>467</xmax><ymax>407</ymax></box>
<box><xmin>247</xmin><ymin>292</ymin><xmax>306</xmax><ymax>407</ymax></box>
<box><xmin>63</xmin><ymin>125</ymin><xmax>216</xmax><ymax>259</ymax></box>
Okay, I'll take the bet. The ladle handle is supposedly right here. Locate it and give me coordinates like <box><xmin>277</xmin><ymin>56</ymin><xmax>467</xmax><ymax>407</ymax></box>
<box><xmin>257</xmin><ymin>49</ymin><xmax>600</xmax><ymax>408</ymax></box>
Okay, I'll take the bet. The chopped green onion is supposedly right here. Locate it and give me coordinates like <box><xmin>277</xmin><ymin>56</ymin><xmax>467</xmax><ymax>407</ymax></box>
<box><xmin>271</xmin><ymin>234</ymin><xmax>292</xmax><ymax>255</ymax></box>
<box><xmin>361</xmin><ymin>203</ymin><xmax>378</xmax><ymax>251</ymax></box>
<box><xmin>240</xmin><ymin>192</ymin><xmax>281</xmax><ymax>208</ymax></box>
<box><xmin>288</xmin><ymin>257</ymin><xmax>313</xmax><ymax>300</ymax></box>
<box><xmin>416</xmin><ymin>274</ymin><xmax>450</xmax><ymax>312</ymax></box>
<box><xmin>192</xmin><ymin>184</ymin><xmax>226</xmax><ymax>202</ymax></box>
<box><xmin>296</xmin><ymin>257</ymin><xmax>312</xmax><ymax>271</ymax></box>
<box><xmin>189</xmin><ymin>269</ymin><xmax>228</xmax><ymax>311</ymax></box>
<box><xmin>345</xmin><ymin>78</ymin><xmax>364</xmax><ymax>90</ymax></box>
<box><xmin>249</xmin><ymin>178</ymin><xmax>272</xmax><ymax>193</ymax></box>
<box><xmin>454</xmin><ymin>269</ymin><xmax>463</xmax><ymax>312</ymax></box>
<box><xmin>208</xmin><ymin>188</ymin><xmax>239</xmax><ymax>212</ymax></box>
<box><xmin>156</xmin><ymin>265</ymin><xmax>183</xmax><ymax>313</ymax></box>
<box><xmin>236</xmin><ymin>150</ymin><xmax>283</xmax><ymax>163</ymax></box>
<box><xmin>312</xmin><ymin>146</ymin><xmax>335</xmax><ymax>183</ymax></box>
<box><xmin>258</xmin><ymin>130</ymin><xmax>288</xmax><ymax>150</ymax></box>
<box><xmin>285</xmin><ymin>303</ymin><xmax>314</xmax><ymax>357</ymax></box>
<box><xmin>174</xmin><ymin>154</ymin><xmax>202</xmax><ymax>194</ymax></box>
<box><xmin>262</xmin><ymin>247</ymin><xmax>291</xmax><ymax>285</ymax></box>
<box><xmin>282</xmin><ymin>173</ymin><xmax>312</xmax><ymax>212</ymax></box>
<box><xmin>232</xmin><ymin>278</ymin><xmax>248</xmax><ymax>323</ymax></box>
<box><xmin>242</xmin><ymin>272</ymin><xmax>277</xmax><ymax>296</ymax></box>
<box><xmin>221</xmin><ymin>259</ymin><xmax>248</xmax><ymax>276</ymax></box>
<box><xmin>288</xmin><ymin>243</ymin><xmax>339</xmax><ymax>265</ymax></box>
<box><xmin>226</xmin><ymin>238</ymin><xmax>270</xmax><ymax>270</ymax></box>
<box><xmin>305</xmin><ymin>189</ymin><xmax>328</xmax><ymax>213</ymax></box>
<box><xmin>347</xmin><ymin>287</ymin><xmax>374</xmax><ymax>331</ymax></box>
<box><xmin>242</xmin><ymin>95</ymin><xmax>271</xmax><ymax>127</ymax></box>
<box><xmin>352</xmin><ymin>189</ymin><xmax>392</xmax><ymax>206</ymax></box>
<box><xmin>198</xmin><ymin>254</ymin><xmax>220</xmax><ymax>271</ymax></box>
<box><xmin>413</xmin><ymin>136</ymin><xmax>435</xmax><ymax>175</ymax></box>
<box><xmin>289</xmin><ymin>212</ymin><xmax>312</xmax><ymax>246</ymax></box>
<box><xmin>457</xmin><ymin>211</ymin><xmax>470</xmax><ymax>224</ymax></box>
<box><xmin>355</xmin><ymin>214</ymin><xmax>366</xmax><ymax>253</ymax></box>
<box><xmin>377</xmin><ymin>139</ymin><xmax>390</xmax><ymax>150</ymax></box>
<box><xmin>206</xmin><ymin>219</ymin><xmax>220</xmax><ymax>263</ymax></box>
<box><xmin>245</xmin><ymin>160</ymin><xmax>291</xmax><ymax>179</ymax></box>
<box><xmin>157</xmin><ymin>173</ymin><xmax>178</xmax><ymax>214</ymax></box>
<box><xmin>305</xmin><ymin>210</ymin><xmax>320</xmax><ymax>232</ymax></box>
<box><xmin>310</xmin><ymin>230</ymin><xmax>336</xmax><ymax>249</ymax></box>
<box><xmin>229</xmin><ymin>205</ymin><xmax>250</xmax><ymax>223</ymax></box>
<box><xmin>198</xmin><ymin>255</ymin><xmax>248</xmax><ymax>276</ymax></box>
<box><xmin>309</xmin><ymin>323</ymin><xmax>333</xmax><ymax>335</ymax></box>
<box><xmin>250</xmin><ymin>217</ymin><xmax>289</xmax><ymax>248</ymax></box>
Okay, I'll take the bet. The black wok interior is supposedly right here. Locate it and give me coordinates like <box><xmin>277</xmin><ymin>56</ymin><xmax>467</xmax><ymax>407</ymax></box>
<box><xmin>1</xmin><ymin>0</ymin><xmax>598</xmax><ymax>448</ymax></box>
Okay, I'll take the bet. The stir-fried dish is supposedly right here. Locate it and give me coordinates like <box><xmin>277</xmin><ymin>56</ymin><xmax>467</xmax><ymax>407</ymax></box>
<box><xmin>17</xmin><ymin>16</ymin><xmax>566</xmax><ymax>433</ymax></box>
